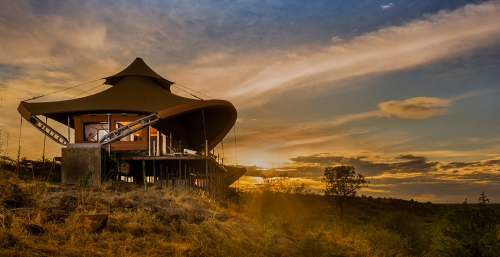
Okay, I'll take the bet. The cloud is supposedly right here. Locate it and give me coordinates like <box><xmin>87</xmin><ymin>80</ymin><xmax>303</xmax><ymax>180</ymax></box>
<box><xmin>286</xmin><ymin>153</ymin><xmax>500</xmax><ymax>179</ymax></box>
<box><xmin>231</xmin><ymin>110</ymin><xmax>384</xmax><ymax>150</ymax></box>
<box><xmin>286</xmin><ymin>154</ymin><xmax>434</xmax><ymax>177</ymax></box>
<box><xmin>378</xmin><ymin>97</ymin><xmax>451</xmax><ymax>119</ymax></box>
<box><xmin>282</xmin><ymin>153</ymin><xmax>500</xmax><ymax>201</ymax></box>
<box><xmin>331</xmin><ymin>36</ymin><xmax>343</xmax><ymax>43</ymax></box>
<box><xmin>225</xmin><ymin>1</ymin><xmax>500</xmax><ymax>108</ymax></box>
<box><xmin>396</xmin><ymin>154</ymin><xmax>426</xmax><ymax>160</ymax></box>
<box><xmin>232</xmin><ymin>90</ymin><xmax>484</xmax><ymax>157</ymax></box>
<box><xmin>391</xmin><ymin>155</ymin><xmax>438</xmax><ymax>172</ymax></box>
<box><xmin>232</xmin><ymin>88</ymin><xmax>491</xmax><ymax>164</ymax></box>
<box><xmin>380</xmin><ymin>3</ymin><xmax>394</xmax><ymax>10</ymax></box>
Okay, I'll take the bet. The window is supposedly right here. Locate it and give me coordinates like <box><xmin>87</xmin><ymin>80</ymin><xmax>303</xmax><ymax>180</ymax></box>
<box><xmin>115</xmin><ymin>121</ymin><xmax>142</xmax><ymax>141</ymax></box>
<box><xmin>84</xmin><ymin>123</ymin><xmax>109</xmax><ymax>142</ymax></box>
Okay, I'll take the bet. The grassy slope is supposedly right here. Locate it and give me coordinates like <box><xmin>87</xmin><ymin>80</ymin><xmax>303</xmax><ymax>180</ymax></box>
<box><xmin>0</xmin><ymin>169</ymin><xmax>270</xmax><ymax>257</ymax></box>
<box><xmin>240</xmin><ymin>192</ymin><xmax>445</xmax><ymax>257</ymax></box>
<box><xmin>1</xmin><ymin>168</ymin><xmax>499</xmax><ymax>256</ymax></box>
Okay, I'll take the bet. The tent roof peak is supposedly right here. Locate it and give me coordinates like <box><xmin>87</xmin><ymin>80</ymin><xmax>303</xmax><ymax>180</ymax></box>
<box><xmin>103</xmin><ymin>57</ymin><xmax>174</xmax><ymax>91</ymax></box>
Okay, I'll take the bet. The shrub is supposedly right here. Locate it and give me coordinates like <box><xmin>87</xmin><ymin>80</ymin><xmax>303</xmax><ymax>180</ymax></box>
<box><xmin>440</xmin><ymin>193</ymin><xmax>500</xmax><ymax>257</ymax></box>
<box><xmin>384</xmin><ymin>211</ymin><xmax>432</xmax><ymax>255</ymax></box>
<box><xmin>366</xmin><ymin>227</ymin><xmax>409</xmax><ymax>257</ymax></box>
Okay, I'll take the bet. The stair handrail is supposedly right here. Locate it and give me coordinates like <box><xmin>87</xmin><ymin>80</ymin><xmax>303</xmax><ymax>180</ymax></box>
<box><xmin>98</xmin><ymin>113</ymin><xmax>159</xmax><ymax>146</ymax></box>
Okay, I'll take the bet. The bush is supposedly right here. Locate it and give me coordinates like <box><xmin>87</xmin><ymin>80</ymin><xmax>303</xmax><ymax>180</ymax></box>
<box><xmin>384</xmin><ymin>211</ymin><xmax>432</xmax><ymax>255</ymax></box>
<box><xmin>440</xmin><ymin>193</ymin><xmax>500</xmax><ymax>257</ymax></box>
<box><xmin>299</xmin><ymin>232</ymin><xmax>327</xmax><ymax>256</ymax></box>
<box><xmin>366</xmin><ymin>227</ymin><xmax>409</xmax><ymax>257</ymax></box>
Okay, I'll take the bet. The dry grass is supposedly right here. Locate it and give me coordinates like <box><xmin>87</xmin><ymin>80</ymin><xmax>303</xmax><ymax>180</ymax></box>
<box><xmin>0</xmin><ymin>169</ymin><xmax>272</xmax><ymax>257</ymax></box>
<box><xmin>2</xmin><ymin>168</ymin><xmax>499</xmax><ymax>256</ymax></box>
<box><xmin>238</xmin><ymin>191</ymin><xmax>448</xmax><ymax>257</ymax></box>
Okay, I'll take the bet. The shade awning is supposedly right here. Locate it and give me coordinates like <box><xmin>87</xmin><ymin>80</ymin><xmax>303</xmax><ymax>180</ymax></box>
<box><xmin>18</xmin><ymin>57</ymin><xmax>238</xmax><ymax>152</ymax></box>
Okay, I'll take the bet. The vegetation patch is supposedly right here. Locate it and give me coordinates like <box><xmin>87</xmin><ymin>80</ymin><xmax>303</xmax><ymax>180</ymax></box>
<box><xmin>1</xmin><ymin>165</ymin><xmax>499</xmax><ymax>256</ymax></box>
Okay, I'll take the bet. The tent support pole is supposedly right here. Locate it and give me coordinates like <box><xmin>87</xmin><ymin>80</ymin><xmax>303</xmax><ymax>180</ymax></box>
<box><xmin>206</xmin><ymin>160</ymin><xmax>209</xmax><ymax>193</ymax></box>
<box><xmin>67</xmin><ymin>116</ymin><xmax>70</xmax><ymax>144</ymax></box>
<box><xmin>107</xmin><ymin>113</ymin><xmax>111</xmax><ymax>155</ymax></box>
<box><xmin>148</xmin><ymin>122</ymin><xmax>151</xmax><ymax>156</ymax></box>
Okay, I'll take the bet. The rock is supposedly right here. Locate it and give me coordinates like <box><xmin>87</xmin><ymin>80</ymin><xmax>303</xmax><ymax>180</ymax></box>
<box><xmin>78</xmin><ymin>214</ymin><xmax>108</xmax><ymax>234</ymax></box>
<box><xmin>23</xmin><ymin>224</ymin><xmax>46</xmax><ymax>236</ymax></box>
<box><xmin>0</xmin><ymin>231</ymin><xmax>17</xmax><ymax>248</ymax></box>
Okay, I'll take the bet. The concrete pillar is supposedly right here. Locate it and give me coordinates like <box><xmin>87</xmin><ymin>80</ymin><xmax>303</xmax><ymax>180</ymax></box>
<box><xmin>61</xmin><ymin>144</ymin><xmax>105</xmax><ymax>186</ymax></box>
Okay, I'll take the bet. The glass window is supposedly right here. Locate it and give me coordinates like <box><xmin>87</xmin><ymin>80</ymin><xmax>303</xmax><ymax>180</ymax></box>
<box><xmin>115</xmin><ymin>121</ymin><xmax>142</xmax><ymax>141</ymax></box>
<box><xmin>84</xmin><ymin>123</ymin><xmax>109</xmax><ymax>142</ymax></box>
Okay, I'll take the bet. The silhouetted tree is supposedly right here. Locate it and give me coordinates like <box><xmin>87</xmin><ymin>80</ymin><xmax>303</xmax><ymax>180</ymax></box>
<box><xmin>441</xmin><ymin>193</ymin><xmax>500</xmax><ymax>257</ymax></box>
<box><xmin>322</xmin><ymin>165</ymin><xmax>369</xmax><ymax>221</ymax></box>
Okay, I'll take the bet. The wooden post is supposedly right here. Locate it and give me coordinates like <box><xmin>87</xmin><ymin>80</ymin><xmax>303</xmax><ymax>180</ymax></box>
<box><xmin>67</xmin><ymin>116</ymin><xmax>70</xmax><ymax>143</ymax></box>
<box><xmin>148</xmin><ymin>125</ymin><xmax>151</xmax><ymax>156</ymax></box>
<box><xmin>205</xmin><ymin>160</ymin><xmax>209</xmax><ymax>193</ymax></box>
<box><xmin>184</xmin><ymin>164</ymin><xmax>187</xmax><ymax>188</ymax></box>
<box><xmin>159</xmin><ymin>164</ymin><xmax>163</xmax><ymax>188</ymax></box>
<box><xmin>153</xmin><ymin>160</ymin><xmax>156</xmax><ymax>185</ymax></box>
<box><xmin>169</xmin><ymin>133</ymin><xmax>172</xmax><ymax>154</ymax></box>
<box><xmin>157</xmin><ymin>131</ymin><xmax>162</xmax><ymax>156</ymax></box>
<box><xmin>178</xmin><ymin>160</ymin><xmax>181</xmax><ymax>187</ymax></box>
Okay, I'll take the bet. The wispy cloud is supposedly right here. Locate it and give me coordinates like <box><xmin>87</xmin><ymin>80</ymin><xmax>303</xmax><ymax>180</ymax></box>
<box><xmin>233</xmin><ymin>110</ymin><xmax>384</xmax><ymax>149</ymax></box>
<box><xmin>234</xmin><ymin>90</ymin><xmax>485</xmax><ymax>156</ymax></box>
<box><xmin>225</xmin><ymin>1</ymin><xmax>500</xmax><ymax>108</ymax></box>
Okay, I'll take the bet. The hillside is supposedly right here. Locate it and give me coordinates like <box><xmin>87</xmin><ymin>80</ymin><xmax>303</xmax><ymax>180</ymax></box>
<box><xmin>1</xmin><ymin>166</ymin><xmax>499</xmax><ymax>256</ymax></box>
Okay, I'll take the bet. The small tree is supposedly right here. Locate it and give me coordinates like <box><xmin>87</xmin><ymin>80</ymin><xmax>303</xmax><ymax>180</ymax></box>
<box><xmin>322</xmin><ymin>165</ymin><xmax>369</xmax><ymax>221</ymax></box>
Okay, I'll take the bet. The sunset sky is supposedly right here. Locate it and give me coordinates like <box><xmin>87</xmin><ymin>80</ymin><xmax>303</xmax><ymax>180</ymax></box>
<box><xmin>1</xmin><ymin>0</ymin><xmax>500</xmax><ymax>202</ymax></box>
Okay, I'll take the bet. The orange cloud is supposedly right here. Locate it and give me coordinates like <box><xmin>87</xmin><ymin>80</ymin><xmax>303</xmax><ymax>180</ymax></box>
<box><xmin>378</xmin><ymin>97</ymin><xmax>451</xmax><ymax>119</ymax></box>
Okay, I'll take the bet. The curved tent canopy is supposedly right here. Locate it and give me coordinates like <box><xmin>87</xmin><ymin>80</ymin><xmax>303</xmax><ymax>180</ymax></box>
<box><xmin>18</xmin><ymin>58</ymin><xmax>237</xmax><ymax>152</ymax></box>
<box><xmin>103</xmin><ymin>57</ymin><xmax>174</xmax><ymax>91</ymax></box>
<box><xmin>223</xmin><ymin>165</ymin><xmax>247</xmax><ymax>187</ymax></box>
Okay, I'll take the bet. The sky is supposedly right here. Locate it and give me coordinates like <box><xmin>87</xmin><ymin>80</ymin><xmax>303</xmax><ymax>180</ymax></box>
<box><xmin>1</xmin><ymin>0</ymin><xmax>500</xmax><ymax>203</ymax></box>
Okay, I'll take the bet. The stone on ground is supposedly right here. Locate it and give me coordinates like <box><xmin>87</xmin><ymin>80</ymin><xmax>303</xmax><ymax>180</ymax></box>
<box><xmin>78</xmin><ymin>214</ymin><xmax>108</xmax><ymax>233</ymax></box>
